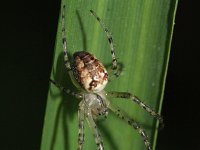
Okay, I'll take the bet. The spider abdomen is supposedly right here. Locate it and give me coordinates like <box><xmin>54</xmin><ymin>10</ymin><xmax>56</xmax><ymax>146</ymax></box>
<box><xmin>73</xmin><ymin>51</ymin><xmax>108</xmax><ymax>92</ymax></box>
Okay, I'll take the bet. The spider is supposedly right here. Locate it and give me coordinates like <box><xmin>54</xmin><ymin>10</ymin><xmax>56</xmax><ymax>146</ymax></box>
<box><xmin>50</xmin><ymin>5</ymin><xmax>164</xmax><ymax>150</ymax></box>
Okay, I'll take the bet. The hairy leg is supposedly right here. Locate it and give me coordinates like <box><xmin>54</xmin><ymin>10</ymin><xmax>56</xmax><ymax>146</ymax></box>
<box><xmin>77</xmin><ymin>104</ymin><xmax>85</xmax><ymax>150</ymax></box>
<box><xmin>108</xmin><ymin>104</ymin><xmax>152</xmax><ymax>150</ymax></box>
<box><xmin>108</xmin><ymin>91</ymin><xmax>164</xmax><ymax>129</ymax></box>
<box><xmin>86</xmin><ymin>110</ymin><xmax>104</xmax><ymax>150</ymax></box>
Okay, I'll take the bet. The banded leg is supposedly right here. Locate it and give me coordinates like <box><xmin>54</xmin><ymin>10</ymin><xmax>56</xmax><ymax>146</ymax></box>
<box><xmin>108</xmin><ymin>104</ymin><xmax>152</xmax><ymax>150</ymax></box>
<box><xmin>50</xmin><ymin>79</ymin><xmax>83</xmax><ymax>99</ymax></box>
<box><xmin>107</xmin><ymin>63</ymin><xmax>123</xmax><ymax>82</ymax></box>
<box><xmin>87</xmin><ymin>110</ymin><xmax>104</xmax><ymax>150</ymax></box>
<box><xmin>62</xmin><ymin>5</ymin><xmax>71</xmax><ymax>71</ymax></box>
<box><xmin>77</xmin><ymin>104</ymin><xmax>85</xmax><ymax>150</ymax></box>
<box><xmin>90</xmin><ymin>10</ymin><xmax>117</xmax><ymax>71</ymax></box>
<box><xmin>108</xmin><ymin>91</ymin><xmax>164</xmax><ymax>129</ymax></box>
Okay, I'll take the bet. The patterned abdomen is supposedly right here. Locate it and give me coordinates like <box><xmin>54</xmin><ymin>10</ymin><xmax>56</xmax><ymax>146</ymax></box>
<box><xmin>73</xmin><ymin>51</ymin><xmax>108</xmax><ymax>93</ymax></box>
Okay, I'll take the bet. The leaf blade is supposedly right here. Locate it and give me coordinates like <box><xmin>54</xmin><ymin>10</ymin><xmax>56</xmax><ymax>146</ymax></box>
<box><xmin>41</xmin><ymin>0</ymin><xmax>178</xmax><ymax>150</ymax></box>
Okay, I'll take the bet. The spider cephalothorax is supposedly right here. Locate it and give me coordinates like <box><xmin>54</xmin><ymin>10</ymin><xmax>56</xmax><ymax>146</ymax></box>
<box><xmin>50</xmin><ymin>5</ymin><xmax>164</xmax><ymax>150</ymax></box>
<box><xmin>72</xmin><ymin>51</ymin><xmax>108</xmax><ymax>93</ymax></box>
<box><xmin>83</xmin><ymin>92</ymin><xmax>109</xmax><ymax>119</ymax></box>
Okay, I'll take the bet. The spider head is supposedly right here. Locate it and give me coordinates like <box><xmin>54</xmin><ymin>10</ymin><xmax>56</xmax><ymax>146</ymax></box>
<box><xmin>84</xmin><ymin>92</ymin><xmax>109</xmax><ymax>120</ymax></box>
<box><xmin>72</xmin><ymin>51</ymin><xmax>108</xmax><ymax>93</ymax></box>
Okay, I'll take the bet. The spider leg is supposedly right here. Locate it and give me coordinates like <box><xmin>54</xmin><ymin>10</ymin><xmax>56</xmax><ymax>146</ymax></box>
<box><xmin>50</xmin><ymin>79</ymin><xmax>83</xmax><ymax>99</ymax></box>
<box><xmin>62</xmin><ymin>5</ymin><xmax>71</xmax><ymax>71</ymax></box>
<box><xmin>107</xmin><ymin>63</ymin><xmax>123</xmax><ymax>82</ymax></box>
<box><xmin>86</xmin><ymin>110</ymin><xmax>104</xmax><ymax>150</ymax></box>
<box><xmin>77</xmin><ymin>104</ymin><xmax>85</xmax><ymax>150</ymax></box>
<box><xmin>90</xmin><ymin>10</ymin><xmax>118</xmax><ymax>73</ymax></box>
<box><xmin>108</xmin><ymin>91</ymin><xmax>164</xmax><ymax>129</ymax></box>
<box><xmin>108</xmin><ymin>104</ymin><xmax>152</xmax><ymax>150</ymax></box>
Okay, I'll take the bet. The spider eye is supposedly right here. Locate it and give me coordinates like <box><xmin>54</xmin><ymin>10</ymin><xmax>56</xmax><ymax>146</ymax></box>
<box><xmin>72</xmin><ymin>51</ymin><xmax>108</xmax><ymax>92</ymax></box>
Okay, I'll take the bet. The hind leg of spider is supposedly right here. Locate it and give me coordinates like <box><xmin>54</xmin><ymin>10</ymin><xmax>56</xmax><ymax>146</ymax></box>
<box><xmin>108</xmin><ymin>104</ymin><xmax>152</xmax><ymax>150</ymax></box>
<box><xmin>77</xmin><ymin>103</ymin><xmax>85</xmax><ymax>150</ymax></box>
<box><xmin>107</xmin><ymin>91</ymin><xmax>164</xmax><ymax>129</ymax></box>
<box><xmin>90</xmin><ymin>10</ymin><xmax>120</xmax><ymax>80</ymax></box>
<box><xmin>106</xmin><ymin>63</ymin><xmax>123</xmax><ymax>82</ymax></box>
<box><xmin>86</xmin><ymin>109</ymin><xmax>104</xmax><ymax>150</ymax></box>
<box><xmin>61</xmin><ymin>5</ymin><xmax>71</xmax><ymax>72</ymax></box>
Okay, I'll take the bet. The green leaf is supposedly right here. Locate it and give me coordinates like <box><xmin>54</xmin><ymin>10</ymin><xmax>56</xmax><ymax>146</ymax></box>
<box><xmin>41</xmin><ymin>0</ymin><xmax>178</xmax><ymax>150</ymax></box>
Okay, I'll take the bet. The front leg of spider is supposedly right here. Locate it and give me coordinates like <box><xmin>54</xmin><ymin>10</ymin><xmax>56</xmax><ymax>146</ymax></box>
<box><xmin>108</xmin><ymin>91</ymin><xmax>164</xmax><ymax>129</ymax></box>
<box><xmin>108</xmin><ymin>104</ymin><xmax>152</xmax><ymax>150</ymax></box>
<box><xmin>87</xmin><ymin>109</ymin><xmax>104</xmax><ymax>150</ymax></box>
<box><xmin>49</xmin><ymin>5</ymin><xmax>163</xmax><ymax>150</ymax></box>
<box><xmin>77</xmin><ymin>103</ymin><xmax>85</xmax><ymax>150</ymax></box>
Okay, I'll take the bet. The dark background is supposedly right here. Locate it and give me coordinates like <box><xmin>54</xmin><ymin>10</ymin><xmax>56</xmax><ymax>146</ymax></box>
<box><xmin>1</xmin><ymin>0</ymin><xmax>199</xmax><ymax>150</ymax></box>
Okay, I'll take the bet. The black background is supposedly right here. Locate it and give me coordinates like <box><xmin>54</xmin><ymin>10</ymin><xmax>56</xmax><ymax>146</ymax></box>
<box><xmin>1</xmin><ymin>0</ymin><xmax>199</xmax><ymax>150</ymax></box>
